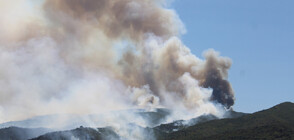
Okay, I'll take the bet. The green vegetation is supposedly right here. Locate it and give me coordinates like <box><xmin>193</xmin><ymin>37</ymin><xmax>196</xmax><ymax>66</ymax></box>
<box><xmin>157</xmin><ymin>102</ymin><xmax>294</xmax><ymax>140</ymax></box>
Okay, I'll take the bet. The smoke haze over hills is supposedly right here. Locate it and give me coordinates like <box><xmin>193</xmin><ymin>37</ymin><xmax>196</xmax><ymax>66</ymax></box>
<box><xmin>0</xmin><ymin>1</ymin><xmax>235</xmax><ymax>138</ymax></box>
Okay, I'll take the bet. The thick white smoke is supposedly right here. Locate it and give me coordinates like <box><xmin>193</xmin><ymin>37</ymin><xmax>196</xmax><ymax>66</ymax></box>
<box><xmin>0</xmin><ymin>1</ymin><xmax>235</xmax><ymax>137</ymax></box>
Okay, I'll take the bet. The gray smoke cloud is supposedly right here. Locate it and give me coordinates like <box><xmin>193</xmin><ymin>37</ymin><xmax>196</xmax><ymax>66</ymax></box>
<box><xmin>0</xmin><ymin>0</ymin><xmax>234</xmax><ymax>127</ymax></box>
<box><xmin>43</xmin><ymin>0</ymin><xmax>182</xmax><ymax>40</ymax></box>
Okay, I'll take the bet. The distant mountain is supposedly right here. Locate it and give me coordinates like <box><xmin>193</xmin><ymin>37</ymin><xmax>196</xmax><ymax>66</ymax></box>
<box><xmin>158</xmin><ymin>102</ymin><xmax>294</xmax><ymax>140</ymax></box>
<box><xmin>0</xmin><ymin>108</ymin><xmax>171</xmax><ymax>130</ymax></box>
<box><xmin>0</xmin><ymin>114</ymin><xmax>83</xmax><ymax>130</ymax></box>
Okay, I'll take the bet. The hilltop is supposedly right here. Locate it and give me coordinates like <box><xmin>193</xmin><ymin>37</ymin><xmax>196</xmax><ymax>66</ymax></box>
<box><xmin>158</xmin><ymin>102</ymin><xmax>294</xmax><ymax>140</ymax></box>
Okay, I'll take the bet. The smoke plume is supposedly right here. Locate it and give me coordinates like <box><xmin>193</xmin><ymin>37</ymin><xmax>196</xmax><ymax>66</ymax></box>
<box><xmin>0</xmin><ymin>0</ymin><xmax>234</xmax><ymax>128</ymax></box>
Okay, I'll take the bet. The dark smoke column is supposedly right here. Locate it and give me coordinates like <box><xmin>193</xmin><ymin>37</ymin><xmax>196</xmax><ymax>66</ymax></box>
<box><xmin>200</xmin><ymin>50</ymin><xmax>235</xmax><ymax>109</ymax></box>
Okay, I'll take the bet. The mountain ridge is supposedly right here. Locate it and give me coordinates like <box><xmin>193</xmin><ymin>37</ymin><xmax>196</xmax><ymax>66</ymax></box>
<box><xmin>0</xmin><ymin>102</ymin><xmax>293</xmax><ymax>140</ymax></box>
<box><xmin>157</xmin><ymin>101</ymin><xmax>294</xmax><ymax>140</ymax></box>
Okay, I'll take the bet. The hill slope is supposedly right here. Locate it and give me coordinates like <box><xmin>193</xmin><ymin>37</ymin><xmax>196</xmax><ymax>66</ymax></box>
<box><xmin>0</xmin><ymin>127</ymin><xmax>52</xmax><ymax>140</ymax></box>
<box><xmin>154</xmin><ymin>110</ymin><xmax>246</xmax><ymax>133</ymax></box>
<box><xmin>1</xmin><ymin>102</ymin><xmax>292</xmax><ymax>140</ymax></box>
<box><xmin>31</xmin><ymin>127</ymin><xmax>119</xmax><ymax>140</ymax></box>
<box><xmin>159</xmin><ymin>102</ymin><xmax>294</xmax><ymax>140</ymax></box>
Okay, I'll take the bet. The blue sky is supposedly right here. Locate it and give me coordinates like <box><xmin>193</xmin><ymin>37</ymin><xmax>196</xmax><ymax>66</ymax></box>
<box><xmin>171</xmin><ymin>0</ymin><xmax>294</xmax><ymax>113</ymax></box>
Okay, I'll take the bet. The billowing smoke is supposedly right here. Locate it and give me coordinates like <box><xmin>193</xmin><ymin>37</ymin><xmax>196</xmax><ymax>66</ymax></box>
<box><xmin>0</xmin><ymin>0</ymin><xmax>234</xmax><ymax>131</ymax></box>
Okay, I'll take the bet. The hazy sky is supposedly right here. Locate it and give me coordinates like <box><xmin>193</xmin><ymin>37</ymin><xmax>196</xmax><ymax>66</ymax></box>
<box><xmin>171</xmin><ymin>0</ymin><xmax>294</xmax><ymax>113</ymax></box>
